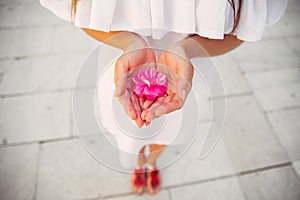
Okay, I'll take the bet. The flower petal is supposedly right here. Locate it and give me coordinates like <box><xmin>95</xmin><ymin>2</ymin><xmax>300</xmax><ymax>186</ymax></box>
<box><xmin>133</xmin><ymin>67</ymin><xmax>168</xmax><ymax>100</ymax></box>
<box><xmin>134</xmin><ymin>85</ymin><xmax>146</xmax><ymax>97</ymax></box>
<box><xmin>152</xmin><ymin>85</ymin><xmax>167</xmax><ymax>97</ymax></box>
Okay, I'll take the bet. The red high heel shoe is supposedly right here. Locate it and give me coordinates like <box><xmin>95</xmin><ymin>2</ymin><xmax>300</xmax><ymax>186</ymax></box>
<box><xmin>131</xmin><ymin>166</ymin><xmax>146</xmax><ymax>194</ymax></box>
<box><xmin>145</xmin><ymin>163</ymin><xmax>161</xmax><ymax>195</ymax></box>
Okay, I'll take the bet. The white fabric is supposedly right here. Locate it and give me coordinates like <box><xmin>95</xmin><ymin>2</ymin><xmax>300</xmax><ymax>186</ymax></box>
<box><xmin>40</xmin><ymin>0</ymin><xmax>288</xmax><ymax>41</ymax></box>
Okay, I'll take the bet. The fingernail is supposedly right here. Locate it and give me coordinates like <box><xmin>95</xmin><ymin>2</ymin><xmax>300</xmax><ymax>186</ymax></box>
<box><xmin>141</xmin><ymin>111</ymin><xmax>146</xmax><ymax>120</ymax></box>
<box><xmin>146</xmin><ymin>115</ymin><xmax>151</xmax><ymax>123</ymax></box>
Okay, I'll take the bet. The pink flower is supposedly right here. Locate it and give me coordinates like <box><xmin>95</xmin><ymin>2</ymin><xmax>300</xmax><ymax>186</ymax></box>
<box><xmin>133</xmin><ymin>68</ymin><xmax>168</xmax><ymax>100</ymax></box>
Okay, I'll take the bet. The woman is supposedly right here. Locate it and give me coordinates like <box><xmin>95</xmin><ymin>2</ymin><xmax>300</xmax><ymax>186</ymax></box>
<box><xmin>40</xmin><ymin>0</ymin><xmax>288</xmax><ymax>194</ymax></box>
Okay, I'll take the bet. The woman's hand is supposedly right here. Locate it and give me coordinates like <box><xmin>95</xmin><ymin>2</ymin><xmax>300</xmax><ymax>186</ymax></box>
<box><xmin>141</xmin><ymin>44</ymin><xmax>194</xmax><ymax>122</ymax></box>
<box><xmin>114</xmin><ymin>40</ymin><xmax>156</xmax><ymax>128</ymax></box>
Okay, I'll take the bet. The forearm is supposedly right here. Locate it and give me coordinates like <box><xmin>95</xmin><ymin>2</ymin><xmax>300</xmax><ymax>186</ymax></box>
<box><xmin>178</xmin><ymin>34</ymin><xmax>244</xmax><ymax>58</ymax></box>
<box><xmin>82</xmin><ymin>28</ymin><xmax>147</xmax><ymax>51</ymax></box>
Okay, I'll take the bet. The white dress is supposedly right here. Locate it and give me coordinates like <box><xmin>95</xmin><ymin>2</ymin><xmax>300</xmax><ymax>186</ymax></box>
<box><xmin>40</xmin><ymin>0</ymin><xmax>288</xmax><ymax>169</ymax></box>
<box><xmin>40</xmin><ymin>0</ymin><xmax>288</xmax><ymax>41</ymax></box>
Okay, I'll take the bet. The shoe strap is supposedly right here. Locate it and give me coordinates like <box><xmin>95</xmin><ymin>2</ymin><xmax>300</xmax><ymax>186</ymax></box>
<box><xmin>144</xmin><ymin>163</ymin><xmax>155</xmax><ymax>171</ymax></box>
<box><xmin>135</xmin><ymin>164</ymin><xmax>144</xmax><ymax>170</ymax></box>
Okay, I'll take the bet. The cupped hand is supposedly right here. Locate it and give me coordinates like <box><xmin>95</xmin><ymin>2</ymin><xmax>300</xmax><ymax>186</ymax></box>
<box><xmin>114</xmin><ymin>44</ymin><xmax>156</xmax><ymax>128</ymax></box>
<box><xmin>141</xmin><ymin>44</ymin><xmax>194</xmax><ymax>122</ymax></box>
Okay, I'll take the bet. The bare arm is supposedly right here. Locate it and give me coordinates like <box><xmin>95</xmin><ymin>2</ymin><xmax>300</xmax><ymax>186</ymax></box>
<box><xmin>81</xmin><ymin>28</ymin><xmax>147</xmax><ymax>51</ymax></box>
<box><xmin>177</xmin><ymin>34</ymin><xmax>244</xmax><ymax>58</ymax></box>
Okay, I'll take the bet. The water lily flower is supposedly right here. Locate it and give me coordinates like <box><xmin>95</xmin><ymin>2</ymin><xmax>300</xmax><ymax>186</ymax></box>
<box><xmin>133</xmin><ymin>67</ymin><xmax>168</xmax><ymax>100</ymax></box>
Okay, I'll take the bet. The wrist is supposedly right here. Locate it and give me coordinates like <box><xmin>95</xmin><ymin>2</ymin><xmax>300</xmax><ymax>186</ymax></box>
<box><xmin>167</xmin><ymin>41</ymin><xmax>191</xmax><ymax>61</ymax></box>
<box><xmin>121</xmin><ymin>32</ymin><xmax>148</xmax><ymax>51</ymax></box>
<box><xmin>176</xmin><ymin>36</ymin><xmax>209</xmax><ymax>58</ymax></box>
<box><xmin>176</xmin><ymin>38</ymin><xmax>196</xmax><ymax>59</ymax></box>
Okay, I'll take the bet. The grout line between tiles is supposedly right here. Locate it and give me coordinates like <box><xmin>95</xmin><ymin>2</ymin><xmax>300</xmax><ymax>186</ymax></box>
<box><xmin>209</xmin><ymin>92</ymin><xmax>253</xmax><ymax>100</ymax></box>
<box><xmin>0</xmin><ymin>86</ymin><xmax>94</xmax><ymax>98</ymax></box>
<box><xmin>284</xmin><ymin>37</ymin><xmax>300</xmax><ymax>58</ymax></box>
<box><xmin>290</xmin><ymin>162</ymin><xmax>300</xmax><ymax>182</ymax></box>
<box><xmin>236</xmin><ymin>58</ymin><xmax>295</xmax><ymax>164</ymax></box>
<box><xmin>0</xmin><ymin>135</ymin><xmax>79</xmax><ymax>148</ymax></box>
<box><xmin>0</xmin><ymin>50</ymin><xmax>95</xmax><ymax>62</ymax></box>
<box><xmin>237</xmin><ymin>162</ymin><xmax>291</xmax><ymax>175</ymax></box>
<box><xmin>263</xmin><ymin>104</ymin><xmax>300</xmax><ymax>114</ymax></box>
<box><xmin>250</xmin><ymin>81</ymin><xmax>300</xmax><ymax>92</ymax></box>
<box><xmin>0</xmin><ymin>23</ymin><xmax>68</xmax><ymax>31</ymax></box>
<box><xmin>241</xmin><ymin>64</ymin><xmax>300</xmax><ymax>74</ymax></box>
<box><xmin>33</xmin><ymin>143</ymin><xmax>41</xmax><ymax>200</ymax></box>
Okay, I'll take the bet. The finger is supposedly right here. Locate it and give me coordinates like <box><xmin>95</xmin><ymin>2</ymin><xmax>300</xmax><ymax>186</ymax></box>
<box><xmin>139</xmin><ymin>97</ymin><xmax>146</xmax><ymax>109</ymax></box>
<box><xmin>141</xmin><ymin>98</ymin><xmax>162</xmax><ymax>121</ymax></box>
<box><xmin>141</xmin><ymin>110</ymin><xmax>147</xmax><ymax>122</ymax></box>
<box><xmin>145</xmin><ymin>94</ymin><xmax>182</xmax><ymax>121</ymax></box>
<box><xmin>118</xmin><ymin>90</ymin><xmax>137</xmax><ymax>120</ymax></box>
<box><xmin>131</xmin><ymin>93</ymin><xmax>141</xmax><ymax>114</ymax></box>
<box><xmin>148</xmin><ymin>96</ymin><xmax>164</xmax><ymax>108</ymax></box>
<box><xmin>151</xmin><ymin>99</ymin><xmax>181</xmax><ymax>120</ymax></box>
<box><xmin>143</xmin><ymin>99</ymin><xmax>155</xmax><ymax>109</ymax></box>
<box><xmin>135</xmin><ymin>117</ymin><xmax>144</xmax><ymax>128</ymax></box>
<box><xmin>162</xmin><ymin>93</ymin><xmax>175</xmax><ymax>104</ymax></box>
<box><xmin>142</xmin><ymin>97</ymin><xmax>164</xmax><ymax>122</ymax></box>
<box><xmin>114</xmin><ymin>56</ymin><xmax>129</xmax><ymax>84</ymax></box>
<box><xmin>114</xmin><ymin>76</ymin><xmax>127</xmax><ymax>97</ymax></box>
<box><xmin>131</xmin><ymin>94</ymin><xmax>144</xmax><ymax>128</ymax></box>
<box><xmin>176</xmin><ymin>75</ymin><xmax>192</xmax><ymax>106</ymax></box>
<box><xmin>114</xmin><ymin>57</ymin><xmax>129</xmax><ymax>96</ymax></box>
<box><xmin>145</xmin><ymin>121</ymin><xmax>151</xmax><ymax>126</ymax></box>
<box><xmin>146</xmin><ymin>95</ymin><xmax>169</xmax><ymax>117</ymax></box>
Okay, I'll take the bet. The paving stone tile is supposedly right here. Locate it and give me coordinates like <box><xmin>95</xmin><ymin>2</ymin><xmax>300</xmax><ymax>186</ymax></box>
<box><xmin>231</xmin><ymin>39</ymin><xmax>298</xmax><ymax>62</ymax></box>
<box><xmin>50</xmin><ymin>24</ymin><xmax>99</xmax><ymax>54</ymax></box>
<box><xmin>0</xmin><ymin>144</ymin><xmax>39</xmax><ymax>200</ymax></box>
<box><xmin>286</xmin><ymin>37</ymin><xmax>300</xmax><ymax>55</ymax></box>
<box><xmin>267</xmin><ymin>108</ymin><xmax>300</xmax><ymax>161</ymax></box>
<box><xmin>222</xmin><ymin>95</ymin><xmax>289</xmax><ymax>171</ymax></box>
<box><xmin>287</xmin><ymin>0</ymin><xmax>300</xmax><ymax>12</ymax></box>
<box><xmin>292</xmin><ymin>160</ymin><xmax>300</xmax><ymax>178</ymax></box>
<box><xmin>239</xmin><ymin>166</ymin><xmax>300</xmax><ymax>200</ymax></box>
<box><xmin>0</xmin><ymin>2</ymin><xmax>60</xmax><ymax>28</ymax></box>
<box><xmin>238</xmin><ymin>58</ymin><xmax>300</xmax><ymax>72</ymax></box>
<box><xmin>22</xmin><ymin>3</ymin><xmax>65</xmax><ymax>26</ymax></box>
<box><xmin>0</xmin><ymin>30</ymin><xmax>12</xmax><ymax>57</ymax></box>
<box><xmin>171</xmin><ymin>177</ymin><xmax>245</xmax><ymax>200</ymax></box>
<box><xmin>212</xmin><ymin>55</ymin><xmax>251</xmax><ymax>96</ymax></box>
<box><xmin>0</xmin><ymin>0</ymin><xmax>15</xmax><ymax>5</ymax></box>
<box><xmin>261</xmin><ymin>28</ymin><xmax>273</xmax><ymax>40</ymax></box>
<box><xmin>0</xmin><ymin>27</ymin><xmax>54</xmax><ymax>58</ymax></box>
<box><xmin>0</xmin><ymin>60</ymin><xmax>8</xmax><ymax>83</ymax></box>
<box><xmin>1</xmin><ymin>0</ymin><xmax>36</xmax><ymax>5</ymax></box>
<box><xmin>0</xmin><ymin>53</ymin><xmax>86</xmax><ymax>94</ymax></box>
<box><xmin>268</xmin><ymin>11</ymin><xmax>300</xmax><ymax>38</ymax></box>
<box><xmin>162</xmin><ymin>122</ymin><xmax>235</xmax><ymax>187</ymax></box>
<box><xmin>104</xmin><ymin>190</ymin><xmax>170</xmax><ymax>200</ymax></box>
<box><xmin>0</xmin><ymin>4</ymin><xmax>24</xmax><ymax>27</ymax></box>
<box><xmin>0</xmin><ymin>91</ymin><xmax>71</xmax><ymax>144</ymax></box>
<box><xmin>254</xmin><ymin>83</ymin><xmax>300</xmax><ymax>111</ymax></box>
<box><xmin>244</xmin><ymin>67</ymin><xmax>300</xmax><ymax>90</ymax></box>
<box><xmin>36</xmin><ymin>139</ymin><xmax>132</xmax><ymax>200</ymax></box>
<box><xmin>14</xmin><ymin>0</ymin><xmax>36</xmax><ymax>5</ymax></box>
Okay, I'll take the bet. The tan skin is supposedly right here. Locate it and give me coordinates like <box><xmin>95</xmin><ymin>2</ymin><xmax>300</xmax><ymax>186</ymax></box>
<box><xmin>82</xmin><ymin>28</ymin><xmax>243</xmax><ymax>194</ymax></box>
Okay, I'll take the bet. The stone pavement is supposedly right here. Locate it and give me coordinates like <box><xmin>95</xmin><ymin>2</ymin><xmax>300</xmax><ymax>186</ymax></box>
<box><xmin>0</xmin><ymin>0</ymin><xmax>300</xmax><ymax>200</ymax></box>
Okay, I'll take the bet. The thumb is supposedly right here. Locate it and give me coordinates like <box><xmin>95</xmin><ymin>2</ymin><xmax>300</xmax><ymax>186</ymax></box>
<box><xmin>114</xmin><ymin>56</ymin><xmax>129</xmax><ymax>97</ymax></box>
<box><xmin>176</xmin><ymin>74</ymin><xmax>192</xmax><ymax>107</ymax></box>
